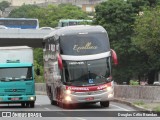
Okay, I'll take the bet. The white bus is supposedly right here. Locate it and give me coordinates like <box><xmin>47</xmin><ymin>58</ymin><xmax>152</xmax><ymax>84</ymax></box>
<box><xmin>43</xmin><ymin>25</ymin><xmax>118</xmax><ymax>108</ymax></box>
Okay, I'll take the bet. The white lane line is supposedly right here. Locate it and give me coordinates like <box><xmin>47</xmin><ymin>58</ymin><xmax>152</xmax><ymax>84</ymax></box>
<box><xmin>110</xmin><ymin>104</ymin><xmax>130</xmax><ymax>111</ymax></box>
<box><xmin>44</xmin><ymin>107</ymin><xmax>50</xmax><ymax>110</ymax></box>
<box><xmin>76</xmin><ymin>117</ymin><xmax>87</xmax><ymax>120</ymax></box>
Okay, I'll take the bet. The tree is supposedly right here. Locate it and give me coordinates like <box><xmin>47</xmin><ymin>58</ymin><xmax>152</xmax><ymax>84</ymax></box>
<box><xmin>132</xmin><ymin>6</ymin><xmax>160</xmax><ymax>84</ymax></box>
<box><xmin>9</xmin><ymin>5</ymin><xmax>40</xmax><ymax>18</ymax></box>
<box><xmin>94</xmin><ymin>0</ymin><xmax>151</xmax><ymax>84</ymax></box>
<box><xmin>0</xmin><ymin>1</ymin><xmax>10</xmax><ymax>12</ymax></box>
<box><xmin>9</xmin><ymin>4</ymin><xmax>89</xmax><ymax>27</ymax></box>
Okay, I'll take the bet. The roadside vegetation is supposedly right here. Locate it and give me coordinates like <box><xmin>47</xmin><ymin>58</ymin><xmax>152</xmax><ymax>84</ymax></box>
<box><xmin>6</xmin><ymin>0</ymin><xmax>160</xmax><ymax>84</ymax></box>
<box><xmin>134</xmin><ymin>101</ymin><xmax>160</xmax><ymax>112</ymax></box>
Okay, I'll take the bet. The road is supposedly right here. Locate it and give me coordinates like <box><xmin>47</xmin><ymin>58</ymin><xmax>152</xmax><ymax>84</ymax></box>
<box><xmin>0</xmin><ymin>95</ymin><xmax>159</xmax><ymax>120</ymax></box>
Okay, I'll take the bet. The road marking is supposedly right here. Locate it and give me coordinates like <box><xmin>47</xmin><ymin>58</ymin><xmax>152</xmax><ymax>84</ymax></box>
<box><xmin>110</xmin><ymin>104</ymin><xmax>130</xmax><ymax>111</ymax></box>
<box><xmin>44</xmin><ymin>107</ymin><xmax>50</xmax><ymax>110</ymax></box>
<box><xmin>76</xmin><ymin>117</ymin><xmax>86</xmax><ymax>120</ymax></box>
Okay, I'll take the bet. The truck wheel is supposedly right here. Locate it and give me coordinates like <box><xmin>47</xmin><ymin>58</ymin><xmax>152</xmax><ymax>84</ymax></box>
<box><xmin>21</xmin><ymin>103</ymin><xmax>25</xmax><ymax>108</ymax></box>
<box><xmin>26</xmin><ymin>102</ymin><xmax>30</xmax><ymax>108</ymax></box>
<box><xmin>30</xmin><ymin>102</ymin><xmax>35</xmax><ymax>108</ymax></box>
<box><xmin>100</xmin><ymin>101</ymin><xmax>110</xmax><ymax>107</ymax></box>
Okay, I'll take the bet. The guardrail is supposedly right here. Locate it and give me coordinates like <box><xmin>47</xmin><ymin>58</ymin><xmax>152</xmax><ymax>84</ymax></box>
<box><xmin>35</xmin><ymin>83</ymin><xmax>160</xmax><ymax>102</ymax></box>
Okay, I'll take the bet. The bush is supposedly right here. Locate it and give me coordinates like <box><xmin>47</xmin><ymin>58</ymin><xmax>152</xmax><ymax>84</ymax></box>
<box><xmin>130</xmin><ymin>80</ymin><xmax>139</xmax><ymax>85</ymax></box>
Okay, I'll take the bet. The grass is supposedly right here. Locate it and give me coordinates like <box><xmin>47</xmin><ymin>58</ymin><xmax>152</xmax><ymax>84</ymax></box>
<box><xmin>133</xmin><ymin>101</ymin><xmax>145</xmax><ymax>106</ymax></box>
<box><xmin>153</xmin><ymin>106</ymin><xmax>160</xmax><ymax>112</ymax></box>
<box><xmin>133</xmin><ymin>101</ymin><xmax>160</xmax><ymax>112</ymax></box>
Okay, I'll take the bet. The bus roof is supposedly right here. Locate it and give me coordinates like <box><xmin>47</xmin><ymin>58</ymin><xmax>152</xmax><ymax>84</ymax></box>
<box><xmin>59</xmin><ymin>19</ymin><xmax>92</xmax><ymax>22</ymax></box>
<box><xmin>0</xmin><ymin>18</ymin><xmax>38</xmax><ymax>21</ymax></box>
<box><xmin>44</xmin><ymin>25</ymin><xmax>107</xmax><ymax>40</ymax></box>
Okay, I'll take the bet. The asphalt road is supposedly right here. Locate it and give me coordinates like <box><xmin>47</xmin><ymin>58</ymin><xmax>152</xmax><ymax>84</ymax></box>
<box><xmin>0</xmin><ymin>95</ymin><xmax>159</xmax><ymax>120</ymax></box>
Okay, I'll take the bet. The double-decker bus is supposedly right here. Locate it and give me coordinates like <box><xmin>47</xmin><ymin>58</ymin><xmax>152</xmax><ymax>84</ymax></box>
<box><xmin>0</xmin><ymin>18</ymin><xmax>39</xmax><ymax>29</ymax></box>
<box><xmin>58</xmin><ymin>19</ymin><xmax>92</xmax><ymax>27</ymax></box>
<box><xmin>43</xmin><ymin>25</ymin><xmax>118</xmax><ymax>108</ymax></box>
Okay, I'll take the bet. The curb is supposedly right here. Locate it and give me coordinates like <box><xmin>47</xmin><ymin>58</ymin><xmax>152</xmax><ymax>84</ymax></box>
<box><xmin>112</xmin><ymin>98</ymin><xmax>152</xmax><ymax>112</ymax></box>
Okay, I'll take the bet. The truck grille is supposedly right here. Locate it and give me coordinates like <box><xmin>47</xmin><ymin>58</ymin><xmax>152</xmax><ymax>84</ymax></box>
<box><xmin>4</xmin><ymin>89</ymin><xmax>25</xmax><ymax>92</ymax></box>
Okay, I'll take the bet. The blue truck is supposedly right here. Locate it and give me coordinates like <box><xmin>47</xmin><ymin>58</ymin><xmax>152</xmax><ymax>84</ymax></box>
<box><xmin>0</xmin><ymin>46</ymin><xmax>36</xmax><ymax>108</ymax></box>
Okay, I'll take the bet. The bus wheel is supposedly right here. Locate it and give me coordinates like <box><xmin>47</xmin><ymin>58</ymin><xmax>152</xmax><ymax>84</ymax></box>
<box><xmin>50</xmin><ymin>92</ymin><xmax>57</xmax><ymax>105</ymax></box>
<box><xmin>100</xmin><ymin>101</ymin><xmax>110</xmax><ymax>107</ymax></box>
<box><xmin>51</xmin><ymin>100</ymin><xmax>57</xmax><ymax>105</ymax></box>
<box><xmin>30</xmin><ymin>102</ymin><xmax>35</xmax><ymax>108</ymax></box>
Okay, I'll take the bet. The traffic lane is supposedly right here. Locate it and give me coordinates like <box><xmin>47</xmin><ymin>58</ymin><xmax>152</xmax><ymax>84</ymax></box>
<box><xmin>0</xmin><ymin>95</ymin><xmax>137</xmax><ymax>111</ymax></box>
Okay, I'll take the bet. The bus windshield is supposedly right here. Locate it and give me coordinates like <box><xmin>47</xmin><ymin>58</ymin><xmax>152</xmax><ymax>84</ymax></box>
<box><xmin>60</xmin><ymin>32</ymin><xmax>110</xmax><ymax>55</ymax></box>
<box><xmin>0</xmin><ymin>67</ymin><xmax>33</xmax><ymax>81</ymax></box>
<box><xmin>62</xmin><ymin>58</ymin><xmax>111</xmax><ymax>86</ymax></box>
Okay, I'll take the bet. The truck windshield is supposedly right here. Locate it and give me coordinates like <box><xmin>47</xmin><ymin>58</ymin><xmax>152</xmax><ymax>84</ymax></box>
<box><xmin>62</xmin><ymin>58</ymin><xmax>111</xmax><ymax>86</ymax></box>
<box><xmin>0</xmin><ymin>67</ymin><xmax>33</xmax><ymax>81</ymax></box>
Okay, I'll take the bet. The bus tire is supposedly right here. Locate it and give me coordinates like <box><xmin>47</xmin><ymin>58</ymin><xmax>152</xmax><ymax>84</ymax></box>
<box><xmin>51</xmin><ymin>100</ymin><xmax>57</xmax><ymax>105</ymax></box>
<box><xmin>50</xmin><ymin>91</ymin><xmax>57</xmax><ymax>105</ymax></box>
<box><xmin>100</xmin><ymin>101</ymin><xmax>110</xmax><ymax>107</ymax></box>
<box><xmin>30</xmin><ymin>101</ymin><xmax>35</xmax><ymax>108</ymax></box>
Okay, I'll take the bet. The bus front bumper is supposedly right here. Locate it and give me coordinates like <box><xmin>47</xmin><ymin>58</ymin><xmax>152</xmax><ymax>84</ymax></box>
<box><xmin>0</xmin><ymin>95</ymin><xmax>36</xmax><ymax>103</ymax></box>
<box><xmin>62</xmin><ymin>90</ymin><xmax>114</xmax><ymax>104</ymax></box>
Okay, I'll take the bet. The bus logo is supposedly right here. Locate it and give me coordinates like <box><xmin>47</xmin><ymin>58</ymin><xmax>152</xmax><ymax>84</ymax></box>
<box><xmin>73</xmin><ymin>42</ymin><xmax>97</xmax><ymax>52</ymax></box>
<box><xmin>89</xmin><ymin>79</ymin><xmax>94</xmax><ymax>84</ymax></box>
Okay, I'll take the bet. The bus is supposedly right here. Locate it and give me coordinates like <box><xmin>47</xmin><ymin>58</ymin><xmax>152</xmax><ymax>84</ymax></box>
<box><xmin>58</xmin><ymin>19</ymin><xmax>92</xmax><ymax>27</ymax></box>
<box><xmin>0</xmin><ymin>18</ymin><xmax>39</xmax><ymax>29</ymax></box>
<box><xmin>43</xmin><ymin>25</ymin><xmax>118</xmax><ymax>108</ymax></box>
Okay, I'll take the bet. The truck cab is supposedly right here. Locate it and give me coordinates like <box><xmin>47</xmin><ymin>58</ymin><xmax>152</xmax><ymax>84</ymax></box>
<box><xmin>0</xmin><ymin>46</ymin><xmax>36</xmax><ymax>108</ymax></box>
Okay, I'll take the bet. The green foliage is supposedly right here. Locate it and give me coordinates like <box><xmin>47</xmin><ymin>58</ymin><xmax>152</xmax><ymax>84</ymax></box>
<box><xmin>132</xmin><ymin>6</ymin><xmax>160</xmax><ymax>82</ymax></box>
<box><xmin>0</xmin><ymin>1</ymin><xmax>10</xmax><ymax>12</ymax></box>
<box><xmin>94</xmin><ymin>0</ymin><xmax>139</xmax><ymax>83</ymax></box>
<box><xmin>130</xmin><ymin>80</ymin><xmax>139</xmax><ymax>85</ymax></box>
<box><xmin>9</xmin><ymin>4</ymin><xmax>89</xmax><ymax>27</ymax></box>
<box><xmin>94</xmin><ymin>0</ymin><xmax>160</xmax><ymax>84</ymax></box>
<box><xmin>133</xmin><ymin>101</ymin><xmax>145</xmax><ymax>106</ymax></box>
<box><xmin>153</xmin><ymin>106</ymin><xmax>160</xmax><ymax>112</ymax></box>
<box><xmin>34</xmin><ymin>60</ymin><xmax>44</xmax><ymax>83</ymax></box>
<box><xmin>9</xmin><ymin>5</ymin><xmax>40</xmax><ymax>18</ymax></box>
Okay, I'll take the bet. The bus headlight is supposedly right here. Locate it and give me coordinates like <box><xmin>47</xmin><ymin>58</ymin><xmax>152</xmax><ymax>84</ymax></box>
<box><xmin>65</xmin><ymin>90</ymin><xmax>71</xmax><ymax>95</ymax></box>
<box><xmin>65</xmin><ymin>96</ymin><xmax>72</xmax><ymax>102</ymax></box>
<box><xmin>106</xmin><ymin>87</ymin><xmax>112</xmax><ymax>91</ymax></box>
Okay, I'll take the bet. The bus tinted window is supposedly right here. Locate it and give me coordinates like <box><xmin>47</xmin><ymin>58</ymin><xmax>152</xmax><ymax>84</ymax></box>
<box><xmin>59</xmin><ymin>32</ymin><xmax>110</xmax><ymax>55</ymax></box>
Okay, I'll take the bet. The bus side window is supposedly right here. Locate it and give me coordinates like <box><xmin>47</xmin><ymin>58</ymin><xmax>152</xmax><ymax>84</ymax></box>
<box><xmin>56</xmin><ymin>44</ymin><xmax>59</xmax><ymax>52</ymax></box>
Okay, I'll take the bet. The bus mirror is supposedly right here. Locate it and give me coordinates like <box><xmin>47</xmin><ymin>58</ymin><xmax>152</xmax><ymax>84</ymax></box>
<box><xmin>58</xmin><ymin>54</ymin><xmax>63</xmax><ymax>70</ymax></box>
<box><xmin>111</xmin><ymin>49</ymin><xmax>118</xmax><ymax>65</ymax></box>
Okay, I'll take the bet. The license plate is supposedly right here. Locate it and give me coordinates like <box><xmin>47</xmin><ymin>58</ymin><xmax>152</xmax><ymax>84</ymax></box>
<box><xmin>85</xmin><ymin>97</ymin><xmax>94</xmax><ymax>101</ymax></box>
<box><xmin>11</xmin><ymin>98</ymin><xmax>19</xmax><ymax>100</ymax></box>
